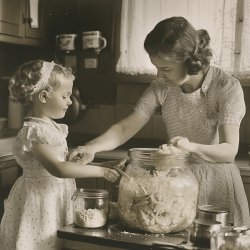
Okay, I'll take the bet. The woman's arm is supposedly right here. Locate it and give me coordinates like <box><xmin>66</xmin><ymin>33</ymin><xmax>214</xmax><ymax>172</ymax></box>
<box><xmin>32</xmin><ymin>143</ymin><xmax>122</xmax><ymax>180</ymax></box>
<box><xmin>169</xmin><ymin>124</ymin><xmax>239</xmax><ymax>163</ymax></box>
<box><xmin>69</xmin><ymin>111</ymin><xmax>149</xmax><ymax>162</ymax></box>
<box><xmin>87</xmin><ymin>111</ymin><xmax>149</xmax><ymax>151</ymax></box>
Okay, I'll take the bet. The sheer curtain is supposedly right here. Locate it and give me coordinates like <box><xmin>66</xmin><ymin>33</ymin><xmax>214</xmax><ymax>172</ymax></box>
<box><xmin>238</xmin><ymin>0</ymin><xmax>250</xmax><ymax>77</ymax></box>
<box><xmin>116</xmin><ymin>0</ymin><xmax>239</xmax><ymax>75</ymax></box>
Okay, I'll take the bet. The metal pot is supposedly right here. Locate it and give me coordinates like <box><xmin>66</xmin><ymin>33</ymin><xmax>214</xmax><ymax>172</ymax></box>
<box><xmin>198</xmin><ymin>205</ymin><xmax>230</xmax><ymax>227</ymax></box>
<box><xmin>190</xmin><ymin>218</ymin><xmax>222</xmax><ymax>248</ymax></box>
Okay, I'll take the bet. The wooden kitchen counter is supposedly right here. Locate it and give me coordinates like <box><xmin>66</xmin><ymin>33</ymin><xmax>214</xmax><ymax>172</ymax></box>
<box><xmin>57</xmin><ymin>223</ymin><xmax>209</xmax><ymax>250</ymax></box>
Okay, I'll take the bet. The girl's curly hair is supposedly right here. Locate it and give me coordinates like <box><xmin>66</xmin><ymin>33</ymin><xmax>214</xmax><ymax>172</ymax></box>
<box><xmin>144</xmin><ymin>16</ymin><xmax>213</xmax><ymax>75</ymax></box>
<box><xmin>9</xmin><ymin>60</ymin><xmax>74</xmax><ymax>104</ymax></box>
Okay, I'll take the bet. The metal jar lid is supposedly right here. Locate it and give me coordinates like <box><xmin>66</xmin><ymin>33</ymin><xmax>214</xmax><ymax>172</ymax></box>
<box><xmin>193</xmin><ymin>218</ymin><xmax>222</xmax><ymax>230</ymax></box>
<box><xmin>198</xmin><ymin>205</ymin><xmax>230</xmax><ymax>213</ymax></box>
<box><xmin>128</xmin><ymin>148</ymin><xmax>189</xmax><ymax>160</ymax></box>
<box><xmin>73</xmin><ymin>188</ymin><xmax>109</xmax><ymax>198</ymax></box>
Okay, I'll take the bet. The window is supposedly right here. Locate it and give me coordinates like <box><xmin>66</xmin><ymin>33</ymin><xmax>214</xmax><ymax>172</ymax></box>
<box><xmin>116</xmin><ymin>0</ymin><xmax>249</xmax><ymax>78</ymax></box>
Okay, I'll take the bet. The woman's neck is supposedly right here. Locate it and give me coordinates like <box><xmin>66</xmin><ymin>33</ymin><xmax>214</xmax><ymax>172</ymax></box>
<box><xmin>181</xmin><ymin>67</ymin><xmax>209</xmax><ymax>93</ymax></box>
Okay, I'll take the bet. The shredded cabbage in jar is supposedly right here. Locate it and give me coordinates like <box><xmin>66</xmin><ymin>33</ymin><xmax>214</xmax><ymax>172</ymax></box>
<box><xmin>117</xmin><ymin>166</ymin><xmax>198</xmax><ymax>233</ymax></box>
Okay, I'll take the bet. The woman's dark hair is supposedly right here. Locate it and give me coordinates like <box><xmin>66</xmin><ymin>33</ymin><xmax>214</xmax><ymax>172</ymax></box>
<box><xmin>144</xmin><ymin>16</ymin><xmax>213</xmax><ymax>75</ymax></box>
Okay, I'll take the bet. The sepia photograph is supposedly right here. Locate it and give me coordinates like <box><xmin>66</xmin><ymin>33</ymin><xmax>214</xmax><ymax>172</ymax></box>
<box><xmin>0</xmin><ymin>0</ymin><xmax>250</xmax><ymax>249</ymax></box>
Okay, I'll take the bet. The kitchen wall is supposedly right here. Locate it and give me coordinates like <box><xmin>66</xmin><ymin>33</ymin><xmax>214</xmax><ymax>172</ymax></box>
<box><xmin>1</xmin><ymin>0</ymin><xmax>250</xmax><ymax>146</ymax></box>
<box><xmin>0</xmin><ymin>42</ymin><xmax>52</xmax><ymax>120</ymax></box>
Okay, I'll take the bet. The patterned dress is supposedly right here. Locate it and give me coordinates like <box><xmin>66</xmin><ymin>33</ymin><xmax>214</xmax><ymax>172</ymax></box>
<box><xmin>0</xmin><ymin>118</ymin><xmax>76</xmax><ymax>250</ymax></box>
<box><xmin>134</xmin><ymin>65</ymin><xmax>250</xmax><ymax>226</ymax></box>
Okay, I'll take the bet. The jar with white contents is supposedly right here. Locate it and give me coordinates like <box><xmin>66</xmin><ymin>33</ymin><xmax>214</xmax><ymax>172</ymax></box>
<box><xmin>117</xmin><ymin>148</ymin><xmax>199</xmax><ymax>234</ymax></box>
<box><xmin>72</xmin><ymin>188</ymin><xmax>109</xmax><ymax>228</ymax></box>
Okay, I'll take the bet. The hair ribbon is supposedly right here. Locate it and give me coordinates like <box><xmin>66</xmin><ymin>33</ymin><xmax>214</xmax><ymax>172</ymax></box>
<box><xmin>32</xmin><ymin>61</ymin><xmax>56</xmax><ymax>94</ymax></box>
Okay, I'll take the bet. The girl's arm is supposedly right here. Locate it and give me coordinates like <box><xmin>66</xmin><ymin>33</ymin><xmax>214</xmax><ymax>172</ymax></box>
<box><xmin>69</xmin><ymin>111</ymin><xmax>149</xmax><ymax>162</ymax></box>
<box><xmin>169</xmin><ymin>125</ymin><xmax>239</xmax><ymax>163</ymax></box>
<box><xmin>32</xmin><ymin>144</ymin><xmax>121</xmax><ymax>180</ymax></box>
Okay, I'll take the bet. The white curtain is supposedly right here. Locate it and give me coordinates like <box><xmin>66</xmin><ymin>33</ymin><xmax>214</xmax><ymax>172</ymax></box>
<box><xmin>237</xmin><ymin>0</ymin><xmax>250</xmax><ymax>78</ymax></box>
<box><xmin>116</xmin><ymin>0</ymin><xmax>238</xmax><ymax>75</ymax></box>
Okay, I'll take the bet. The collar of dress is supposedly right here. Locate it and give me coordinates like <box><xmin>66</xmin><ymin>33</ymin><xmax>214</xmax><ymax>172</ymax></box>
<box><xmin>200</xmin><ymin>65</ymin><xmax>214</xmax><ymax>96</ymax></box>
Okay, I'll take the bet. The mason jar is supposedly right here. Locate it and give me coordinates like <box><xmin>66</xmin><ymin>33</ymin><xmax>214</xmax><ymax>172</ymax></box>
<box><xmin>72</xmin><ymin>188</ymin><xmax>109</xmax><ymax>228</ymax></box>
<box><xmin>117</xmin><ymin>148</ymin><xmax>199</xmax><ymax>234</ymax></box>
<box><xmin>211</xmin><ymin>227</ymin><xmax>250</xmax><ymax>250</ymax></box>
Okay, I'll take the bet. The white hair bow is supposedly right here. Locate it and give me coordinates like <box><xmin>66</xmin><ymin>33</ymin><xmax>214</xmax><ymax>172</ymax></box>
<box><xmin>32</xmin><ymin>61</ymin><xmax>56</xmax><ymax>94</ymax></box>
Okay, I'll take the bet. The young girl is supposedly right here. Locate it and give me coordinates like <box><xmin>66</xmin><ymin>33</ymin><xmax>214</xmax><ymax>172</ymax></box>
<box><xmin>69</xmin><ymin>17</ymin><xmax>250</xmax><ymax>227</ymax></box>
<box><xmin>0</xmin><ymin>60</ymin><xmax>121</xmax><ymax>250</ymax></box>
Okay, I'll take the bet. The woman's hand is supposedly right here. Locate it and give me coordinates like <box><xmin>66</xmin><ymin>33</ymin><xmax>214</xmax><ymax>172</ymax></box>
<box><xmin>169</xmin><ymin>136</ymin><xmax>193</xmax><ymax>152</ymax></box>
<box><xmin>159</xmin><ymin>136</ymin><xmax>193</xmax><ymax>154</ymax></box>
<box><xmin>68</xmin><ymin>145</ymin><xmax>95</xmax><ymax>164</ymax></box>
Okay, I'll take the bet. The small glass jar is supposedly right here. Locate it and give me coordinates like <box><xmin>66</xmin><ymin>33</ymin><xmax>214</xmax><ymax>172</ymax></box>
<box><xmin>117</xmin><ymin>148</ymin><xmax>199</xmax><ymax>234</ymax></box>
<box><xmin>211</xmin><ymin>227</ymin><xmax>250</xmax><ymax>250</ymax></box>
<box><xmin>72</xmin><ymin>188</ymin><xmax>109</xmax><ymax>228</ymax></box>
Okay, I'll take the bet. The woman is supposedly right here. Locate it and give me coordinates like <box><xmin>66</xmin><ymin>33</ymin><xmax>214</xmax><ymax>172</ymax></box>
<box><xmin>69</xmin><ymin>16</ymin><xmax>250</xmax><ymax>226</ymax></box>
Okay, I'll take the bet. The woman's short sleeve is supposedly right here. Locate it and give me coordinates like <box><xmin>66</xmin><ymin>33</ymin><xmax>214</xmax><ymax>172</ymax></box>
<box><xmin>133</xmin><ymin>79</ymin><xmax>167</xmax><ymax>119</ymax></box>
<box><xmin>218</xmin><ymin>79</ymin><xmax>246</xmax><ymax>126</ymax></box>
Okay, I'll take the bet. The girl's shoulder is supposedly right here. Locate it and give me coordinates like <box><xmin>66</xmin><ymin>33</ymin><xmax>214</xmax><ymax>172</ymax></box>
<box><xmin>23</xmin><ymin>118</ymin><xmax>68</xmax><ymax>135</ymax></box>
<box><xmin>17</xmin><ymin>118</ymin><xmax>68</xmax><ymax>151</ymax></box>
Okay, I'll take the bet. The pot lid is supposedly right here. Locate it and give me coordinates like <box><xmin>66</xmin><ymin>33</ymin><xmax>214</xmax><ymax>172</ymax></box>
<box><xmin>193</xmin><ymin>218</ymin><xmax>222</xmax><ymax>232</ymax></box>
<box><xmin>198</xmin><ymin>205</ymin><xmax>230</xmax><ymax>213</ymax></box>
<box><xmin>194</xmin><ymin>218</ymin><xmax>222</xmax><ymax>226</ymax></box>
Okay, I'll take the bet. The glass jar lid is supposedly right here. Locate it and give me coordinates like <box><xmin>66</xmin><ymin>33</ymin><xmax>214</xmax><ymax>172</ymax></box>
<box><xmin>73</xmin><ymin>188</ymin><xmax>109</xmax><ymax>198</ymax></box>
<box><xmin>128</xmin><ymin>148</ymin><xmax>189</xmax><ymax>161</ymax></box>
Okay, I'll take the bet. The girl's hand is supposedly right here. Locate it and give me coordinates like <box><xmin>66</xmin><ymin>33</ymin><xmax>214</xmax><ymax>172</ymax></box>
<box><xmin>68</xmin><ymin>145</ymin><xmax>95</xmax><ymax>164</ymax></box>
<box><xmin>103</xmin><ymin>168</ymin><xmax>120</xmax><ymax>182</ymax></box>
<box><xmin>102</xmin><ymin>159</ymin><xmax>127</xmax><ymax>182</ymax></box>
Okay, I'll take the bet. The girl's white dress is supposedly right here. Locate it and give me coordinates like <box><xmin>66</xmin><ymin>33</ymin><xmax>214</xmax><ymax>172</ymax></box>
<box><xmin>0</xmin><ymin>118</ymin><xmax>76</xmax><ymax>250</ymax></box>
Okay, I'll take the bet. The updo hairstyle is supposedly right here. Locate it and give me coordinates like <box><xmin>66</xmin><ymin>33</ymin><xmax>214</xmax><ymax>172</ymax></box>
<box><xmin>9</xmin><ymin>60</ymin><xmax>74</xmax><ymax>104</ymax></box>
<box><xmin>144</xmin><ymin>16</ymin><xmax>213</xmax><ymax>75</ymax></box>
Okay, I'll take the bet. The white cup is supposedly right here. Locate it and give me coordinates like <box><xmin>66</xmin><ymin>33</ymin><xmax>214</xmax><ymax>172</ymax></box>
<box><xmin>82</xmin><ymin>31</ymin><xmax>107</xmax><ymax>51</ymax></box>
<box><xmin>56</xmin><ymin>34</ymin><xmax>77</xmax><ymax>51</ymax></box>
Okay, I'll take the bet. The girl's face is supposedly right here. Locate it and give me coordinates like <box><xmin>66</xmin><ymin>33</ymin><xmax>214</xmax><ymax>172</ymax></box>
<box><xmin>44</xmin><ymin>75</ymin><xmax>73</xmax><ymax>119</ymax></box>
<box><xmin>150</xmin><ymin>55</ymin><xmax>188</xmax><ymax>86</ymax></box>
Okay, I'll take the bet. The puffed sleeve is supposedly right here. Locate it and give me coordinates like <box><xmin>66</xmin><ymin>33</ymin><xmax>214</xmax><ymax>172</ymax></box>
<box><xmin>22</xmin><ymin>124</ymin><xmax>55</xmax><ymax>152</ymax></box>
<box><xmin>56</xmin><ymin>123</ymin><xmax>69</xmax><ymax>137</ymax></box>
<box><xmin>218</xmin><ymin>78</ymin><xmax>246</xmax><ymax>126</ymax></box>
<box><xmin>133</xmin><ymin>78</ymin><xmax>169</xmax><ymax>119</ymax></box>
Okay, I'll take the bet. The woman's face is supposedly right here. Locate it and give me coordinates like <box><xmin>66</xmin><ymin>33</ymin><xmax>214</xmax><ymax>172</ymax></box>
<box><xmin>150</xmin><ymin>55</ymin><xmax>188</xmax><ymax>86</ymax></box>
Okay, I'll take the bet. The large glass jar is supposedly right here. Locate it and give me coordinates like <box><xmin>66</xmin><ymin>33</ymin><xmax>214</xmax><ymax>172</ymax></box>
<box><xmin>117</xmin><ymin>148</ymin><xmax>199</xmax><ymax>234</ymax></box>
<box><xmin>72</xmin><ymin>188</ymin><xmax>109</xmax><ymax>228</ymax></box>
